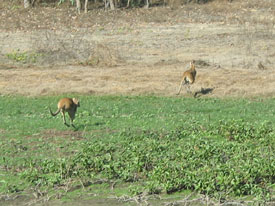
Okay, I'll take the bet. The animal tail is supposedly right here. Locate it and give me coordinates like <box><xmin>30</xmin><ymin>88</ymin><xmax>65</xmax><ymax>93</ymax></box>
<box><xmin>49</xmin><ymin>107</ymin><xmax>60</xmax><ymax>116</ymax></box>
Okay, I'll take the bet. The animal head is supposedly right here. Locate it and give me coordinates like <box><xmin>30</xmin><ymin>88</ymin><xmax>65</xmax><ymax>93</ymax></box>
<box><xmin>72</xmin><ymin>98</ymin><xmax>80</xmax><ymax>107</ymax></box>
<box><xmin>190</xmin><ymin>60</ymin><xmax>195</xmax><ymax>70</ymax></box>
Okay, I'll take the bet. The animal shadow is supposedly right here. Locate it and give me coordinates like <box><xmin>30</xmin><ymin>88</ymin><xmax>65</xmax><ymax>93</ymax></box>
<box><xmin>194</xmin><ymin>87</ymin><xmax>214</xmax><ymax>98</ymax></box>
<box><xmin>74</xmin><ymin>122</ymin><xmax>105</xmax><ymax>131</ymax></box>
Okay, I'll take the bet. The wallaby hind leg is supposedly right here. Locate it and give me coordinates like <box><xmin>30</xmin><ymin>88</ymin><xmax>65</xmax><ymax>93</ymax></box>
<box><xmin>61</xmin><ymin>110</ymin><xmax>69</xmax><ymax>127</ymax></box>
<box><xmin>68</xmin><ymin>111</ymin><xmax>76</xmax><ymax>128</ymax></box>
<box><xmin>177</xmin><ymin>81</ymin><xmax>184</xmax><ymax>95</ymax></box>
<box><xmin>186</xmin><ymin>84</ymin><xmax>191</xmax><ymax>94</ymax></box>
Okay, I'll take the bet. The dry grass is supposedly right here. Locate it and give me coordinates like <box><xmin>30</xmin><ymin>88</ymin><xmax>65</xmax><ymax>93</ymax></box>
<box><xmin>0</xmin><ymin>0</ymin><xmax>274</xmax><ymax>98</ymax></box>
<box><xmin>1</xmin><ymin>64</ymin><xmax>275</xmax><ymax>97</ymax></box>
<box><xmin>86</xmin><ymin>44</ymin><xmax>124</xmax><ymax>67</ymax></box>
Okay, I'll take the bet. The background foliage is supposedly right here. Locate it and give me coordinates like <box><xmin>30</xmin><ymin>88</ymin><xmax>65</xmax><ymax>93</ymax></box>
<box><xmin>18</xmin><ymin>0</ymin><xmax>224</xmax><ymax>9</ymax></box>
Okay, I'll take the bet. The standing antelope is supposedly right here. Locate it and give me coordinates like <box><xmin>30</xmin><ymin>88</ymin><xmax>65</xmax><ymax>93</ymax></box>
<box><xmin>177</xmin><ymin>60</ymin><xmax>197</xmax><ymax>95</ymax></box>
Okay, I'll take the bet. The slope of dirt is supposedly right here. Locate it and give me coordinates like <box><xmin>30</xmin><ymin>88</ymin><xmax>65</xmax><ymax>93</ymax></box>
<box><xmin>0</xmin><ymin>0</ymin><xmax>274</xmax><ymax>97</ymax></box>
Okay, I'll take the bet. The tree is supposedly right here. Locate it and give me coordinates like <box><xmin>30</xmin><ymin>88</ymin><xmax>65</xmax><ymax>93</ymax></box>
<box><xmin>109</xmin><ymin>0</ymin><xmax>115</xmax><ymax>10</ymax></box>
<box><xmin>75</xmin><ymin>0</ymin><xmax>89</xmax><ymax>13</ymax></box>
<box><xmin>104</xmin><ymin>0</ymin><xmax>115</xmax><ymax>10</ymax></box>
<box><xmin>24</xmin><ymin>0</ymin><xmax>31</xmax><ymax>8</ymax></box>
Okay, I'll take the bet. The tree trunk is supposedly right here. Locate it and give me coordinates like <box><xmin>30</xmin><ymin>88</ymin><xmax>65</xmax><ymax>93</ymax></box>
<box><xmin>144</xmin><ymin>0</ymin><xmax>149</xmax><ymax>8</ymax></box>
<box><xmin>84</xmin><ymin>0</ymin><xmax>88</xmax><ymax>13</ymax></box>
<box><xmin>24</xmin><ymin>0</ymin><xmax>31</xmax><ymax>8</ymax></box>
<box><xmin>76</xmin><ymin>0</ymin><xmax>81</xmax><ymax>14</ymax></box>
<box><xmin>109</xmin><ymin>0</ymin><xmax>115</xmax><ymax>10</ymax></box>
<box><xmin>127</xmin><ymin>0</ymin><xmax>130</xmax><ymax>7</ymax></box>
<box><xmin>104</xmin><ymin>0</ymin><xmax>109</xmax><ymax>9</ymax></box>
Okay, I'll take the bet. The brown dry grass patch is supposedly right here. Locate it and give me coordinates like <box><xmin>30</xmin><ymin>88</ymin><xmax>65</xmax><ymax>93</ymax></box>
<box><xmin>41</xmin><ymin>129</ymin><xmax>84</xmax><ymax>139</ymax></box>
<box><xmin>0</xmin><ymin>0</ymin><xmax>274</xmax><ymax>98</ymax></box>
<box><xmin>1</xmin><ymin>64</ymin><xmax>275</xmax><ymax>97</ymax></box>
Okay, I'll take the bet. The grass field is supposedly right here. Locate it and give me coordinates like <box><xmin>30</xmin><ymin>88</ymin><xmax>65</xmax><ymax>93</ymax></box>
<box><xmin>0</xmin><ymin>95</ymin><xmax>274</xmax><ymax>204</ymax></box>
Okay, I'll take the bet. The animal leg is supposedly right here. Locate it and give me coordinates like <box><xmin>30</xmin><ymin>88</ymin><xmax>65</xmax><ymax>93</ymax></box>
<box><xmin>61</xmin><ymin>110</ymin><xmax>69</xmax><ymax>127</ymax></box>
<box><xmin>68</xmin><ymin>111</ymin><xmax>76</xmax><ymax>128</ymax></box>
<box><xmin>177</xmin><ymin>80</ymin><xmax>184</xmax><ymax>95</ymax></box>
<box><xmin>186</xmin><ymin>84</ymin><xmax>192</xmax><ymax>94</ymax></box>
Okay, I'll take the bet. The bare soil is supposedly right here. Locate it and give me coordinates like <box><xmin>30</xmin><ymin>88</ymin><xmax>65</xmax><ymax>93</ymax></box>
<box><xmin>0</xmin><ymin>0</ymin><xmax>275</xmax><ymax>98</ymax></box>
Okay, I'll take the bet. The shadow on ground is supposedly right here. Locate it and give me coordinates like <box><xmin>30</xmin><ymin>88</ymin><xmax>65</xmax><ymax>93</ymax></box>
<box><xmin>194</xmin><ymin>87</ymin><xmax>215</xmax><ymax>98</ymax></box>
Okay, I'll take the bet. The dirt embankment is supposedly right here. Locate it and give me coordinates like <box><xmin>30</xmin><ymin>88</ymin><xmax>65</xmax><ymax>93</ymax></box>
<box><xmin>0</xmin><ymin>0</ymin><xmax>274</xmax><ymax>97</ymax></box>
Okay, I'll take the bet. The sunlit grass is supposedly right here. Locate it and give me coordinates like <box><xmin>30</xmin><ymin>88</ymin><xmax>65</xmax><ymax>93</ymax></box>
<box><xmin>0</xmin><ymin>95</ymin><xmax>274</xmax><ymax>202</ymax></box>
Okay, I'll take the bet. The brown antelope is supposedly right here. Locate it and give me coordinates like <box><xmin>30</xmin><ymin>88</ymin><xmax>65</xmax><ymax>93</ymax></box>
<box><xmin>177</xmin><ymin>60</ymin><xmax>197</xmax><ymax>95</ymax></box>
<box><xmin>49</xmin><ymin>97</ymin><xmax>80</xmax><ymax>127</ymax></box>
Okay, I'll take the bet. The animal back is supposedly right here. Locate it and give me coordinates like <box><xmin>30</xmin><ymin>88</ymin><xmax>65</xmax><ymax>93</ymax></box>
<box><xmin>58</xmin><ymin>98</ymin><xmax>74</xmax><ymax>110</ymax></box>
<box><xmin>183</xmin><ymin>71</ymin><xmax>195</xmax><ymax>84</ymax></box>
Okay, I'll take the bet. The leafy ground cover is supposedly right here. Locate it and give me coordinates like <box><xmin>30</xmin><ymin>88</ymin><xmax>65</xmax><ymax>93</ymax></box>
<box><xmin>0</xmin><ymin>95</ymin><xmax>274</xmax><ymax>205</ymax></box>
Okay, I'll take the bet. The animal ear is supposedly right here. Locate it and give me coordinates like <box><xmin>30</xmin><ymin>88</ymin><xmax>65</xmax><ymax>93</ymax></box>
<box><xmin>72</xmin><ymin>98</ymin><xmax>79</xmax><ymax>105</ymax></box>
<box><xmin>190</xmin><ymin>60</ymin><xmax>195</xmax><ymax>68</ymax></box>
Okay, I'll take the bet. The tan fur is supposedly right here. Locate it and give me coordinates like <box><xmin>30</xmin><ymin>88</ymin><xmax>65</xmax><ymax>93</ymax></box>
<box><xmin>177</xmin><ymin>60</ymin><xmax>197</xmax><ymax>95</ymax></box>
<box><xmin>49</xmin><ymin>97</ymin><xmax>80</xmax><ymax>127</ymax></box>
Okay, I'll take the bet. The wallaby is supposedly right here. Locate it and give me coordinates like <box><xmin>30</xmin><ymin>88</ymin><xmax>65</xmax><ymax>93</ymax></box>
<box><xmin>49</xmin><ymin>97</ymin><xmax>80</xmax><ymax>127</ymax></box>
<box><xmin>177</xmin><ymin>60</ymin><xmax>197</xmax><ymax>95</ymax></box>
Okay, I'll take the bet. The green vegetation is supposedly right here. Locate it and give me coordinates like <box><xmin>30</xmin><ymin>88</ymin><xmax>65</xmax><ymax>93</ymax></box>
<box><xmin>6</xmin><ymin>51</ymin><xmax>42</xmax><ymax>64</ymax></box>
<box><xmin>0</xmin><ymin>96</ymin><xmax>274</xmax><ymax>203</ymax></box>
